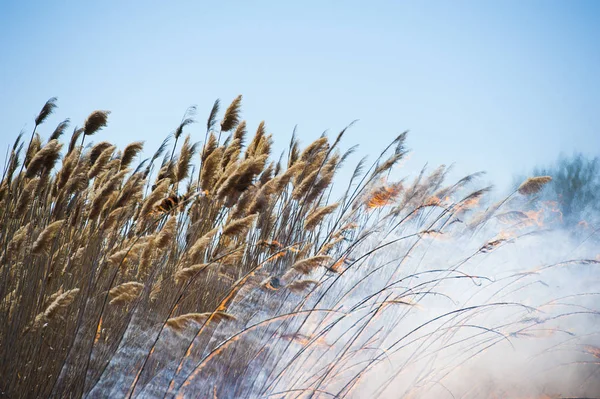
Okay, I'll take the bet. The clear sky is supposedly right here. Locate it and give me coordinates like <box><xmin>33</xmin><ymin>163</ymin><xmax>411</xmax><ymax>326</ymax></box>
<box><xmin>1</xmin><ymin>1</ymin><xmax>599</xmax><ymax>191</ymax></box>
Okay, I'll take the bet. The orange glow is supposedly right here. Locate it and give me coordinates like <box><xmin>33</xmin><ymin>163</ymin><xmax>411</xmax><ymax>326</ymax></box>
<box><xmin>579</xmin><ymin>219</ymin><xmax>590</xmax><ymax>229</ymax></box>
<box><xmin>94</xmin><ymin>317</ymin><xmax>103</xmax><ymax>344</ymax></box>
<box><xmin>366</xmin><ymin>183</ymin><xmax>403</xmax><ymax>209</ymax></box>
<box><xmin>326</xmin><ymin>256</ymin><xmax>347</xmax><ymax>273</ymax></box>
<box><xmin>585</xmin><ymin>345</ymin><xmax>600</xmax><ymax>359</ymax></box>
<box><xmin>542</xmin><ymin>200</ymin><xmax>563</xmax><ymax>223</ymax></box>
<box><xmin>280</xmin><ymin>333</ymin><xmax>311</xmax><ymax>346</ymax></box>
<box><xmin>419</xmin><ymin>229</ymin><xmax>448</xmax><ymax>241</ymax></box>
<box><xmin>524</xmin><ymin>209</ymin><xmax>545</xmax><ymax>227</ymax></box>
<box><xmin>455</xmin><ymin>196</ymin><xmax>482</xmax><ymax>213</ymax></box>
<box><xmin>339</xmin><ymin>222</ymin><xmax>358</xmax><ymax>234</ymax></box>
<box><xmin>423</xmin><ymin>195</ymin><xmax>442</xmax><ymax>207</ymax></box>
<box><xmin>257</xmin><ymin>240</ymin><xmax>283</xmax><ymax>251</ymax></box>
<box><xmin>268</xmin><ymin>252</ymin><xmax>286</xmax><ymax>261</ymax></box>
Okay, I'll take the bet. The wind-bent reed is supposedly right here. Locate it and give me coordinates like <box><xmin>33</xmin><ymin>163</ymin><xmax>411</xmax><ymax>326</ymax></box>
<box><xmin>0</xmin><ymin>97</ymin><xmax>598</xmax><ymax>399</ymax></box>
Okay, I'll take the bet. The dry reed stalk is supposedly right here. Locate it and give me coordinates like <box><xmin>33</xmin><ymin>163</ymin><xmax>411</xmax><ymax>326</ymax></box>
<box><xmin>83</xmin><ymin>110</ymin><xmax>110</xmax><ymax>136</ymax></box>
<box><xmin>221</xmin><ymin>138</ymin><xmax>242</xmax><ymax>169</ymax></box>
<box><xmin>64</xmin><ymin>155</ymin><xmax>90</xmax><ymax>195</ymax></box>
<box><xmin>495</xmin><ymin>211</ymin><xmax>529</xmax><ymax>224</ymax></box>
<box><xmin>246</xmin><ymin>188</ymin><xmax>268</xmax><ymax>216</ymax></box>
<box><xmin>287</xmin><ymin>279</ymin><xmax>319</xmax><ymax>293</ymax></box>
<box><xmin>31</xmin><ymin>220</ymin><xmax>65</xmax><ymax>254</ymax></box>
<box><xmin>88</xmin><ymin>145</ymin><xmax>115</xmax><ymax>179</ymax></box>
<box><xmin>292</xmin><ymin>169</ymin><xmax>319</xmax><ymax>200</ymax></box>
<box><xmin>24</xmin><ymin>133</ymin><xmax>42</xmax><ymax>168</ymax></box>
<box><xmin>304</xmin><ymin>203</ymin><xmax>339</xmax><ymax>231</ymax></box>
<box><xmin>49</xmin><ymin>118</ymin><xmax>71</xmax><ymax>141</ymax></box>
<box><xmin>25</xmin><ymin>139</ymin><xmax>63</xmax><ymax>178</ymax></box>
<box><xmin>89</xmin><ymin>142</ymin><xmax>113</xmax><ymax>164</ymax></box>
<box><xmin>25</xmin><ymin>288</ymin><xmax>79</xmax><ymax>333</ymax></box>
<box><xmin>89</xmin><ymin>168</ymin><xmax>129</xmax><ymax>220</ymax></box>
<box><xmin>156</xmin><ymin>217</ymin><xmax>177</xmax><ymax>249</ymax></box>
<box><xmin>175</xmin><ymin>135</ymin><xmax>197</xmax><ymax>183</ymax></box>
<box><xmin>35</xmin><ymin>97</ymin><xmax>58</xmax><ymax>126</ymax></box>
<box><xmin>222</xmin><ymin>214</ymin><xmax>257</xmax><ymax>237</ymax></box>
<box><xmin>245</xmin><ymin>121</ymin><xmax>266</xmax><ymax>158</ymax></box>
<box><xmin>291</xmin><ymin>255</ymin><xmax>332</xmax><ymax>275</ymax></box>
<box><xmin>187</xmin><ymin>227</ymin><xmax>219</xmax><ymax>260</ymax></box>
<box><xmin>299</xmin><ymin>137</ymin><xmax>329</xmax><ymax>163</ymax></box>
<box><xmin>217</xmin><ymin>155</ymin><xmax>268</xmax><ymax>200</ymax></box>
<box><xmin>175</xmin><ymin>263</ymin><xmax>212</xmax><ymax>285</ymax></box>
<box><xmin>105</xmin><ymin>206</ymin><xmax>130</xmax><ymax>230</ymax></box>
<box><xmin>233</xmin><ymin>120</ymin><xmax>247</xmax><ymax>145</ymax></box>
<box><xmin>6</xmin><ymin>96</ymin><xmax>578</xmax><ymax>399</ymax></box>
<box><xmin>140</xmin><ymin>178</ymin><xmax>171</xmax><ymax>217</ymax></box>
<box><xmin>202</xmin><ymin>132</ymin><xmax>219</xmax><ymax>163</ymax></box>
<box><xmin>55</xmin><ymin>148</ymin><xmax>80</xmax><ymax>191</ymax></box>
<box><xmin>266</xmin><ymin>161</ymin><xmax>306</xmax><ymax>193</ymax></box>
<box><xmin>16</xmin><ymin>177</ymin><xmax>39</xmax><ymax>214</ymax></box>
<box><xmin>138</xmin><ymin>237</ymin><xmax>157</xmax><ymax>277</ymax></box>
<box><xmin>120</xmin><ymin>141</ymin><xmax>144</xmax><ymax>170</ymax></box>
<box><xmin>67</xmin><ymin>127</ymin><xmax>84</xmax><ymax>154</ymax></box>
<box><xmin>366</xmin><ymin>183</ymin><xmax>403</xmax><ymax>209</ymax></box>
<box><xmin>109</xmin><ymin>282</ymin><xmax>144</xmax><ymax>305</ymax></box>
<box><xmin>108</xmin><ymin>241</ymin><xmax>147</xmax><ymax>267</ymax></box>
<box><xmin>7</xmin><ymin>223</ymin><xmax>31</xmax><ymax>254</ymax></box>
<box><xmin>201</xmin><ymin>147</ymin><xmax>225</xmax><ymax>192</ymax></box>
<box><xmin>166</xmin><ymin>312</ymin><xmax>236</xmax><ymax>332</ymax></box>
<box><xmin>518</xmin><ymin>176</ymin><xmax>552</xmax><ymax>195</ymax></box>
<box><xmin>113</xmin><ymin>174</ymin><xmax>144</xmax><ymax>209</ymax></box>
<box><xmin>220</xmin><ymin>95</ymin><xmax>242</xmax><ymax>132</ymax></box>
<box><xmin>319</xmin><ymin>235</ymin><xmax>345</xmax><ymax>255</ymax></box>
<box><xmin>174</xmin><ymin>107</ymin><xmax>196</xmax><ymax>141</ymax></box>
<box><xmin>206</xmin><ymin>99</ymin><xmax>220</xmax><ymax>132</ymax></box>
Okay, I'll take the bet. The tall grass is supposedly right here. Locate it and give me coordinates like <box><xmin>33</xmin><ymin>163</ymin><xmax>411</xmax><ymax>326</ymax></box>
<box><xmin>1</xmin><ymin>97</ymin><xmax>598</xmax><ymax>398</ymax></box>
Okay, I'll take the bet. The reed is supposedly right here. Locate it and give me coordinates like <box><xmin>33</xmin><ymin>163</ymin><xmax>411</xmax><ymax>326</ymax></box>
<box><xmin>0</xmin><ymin>97</ymin><xmax>597</xmax><ymax>399</ymax></box>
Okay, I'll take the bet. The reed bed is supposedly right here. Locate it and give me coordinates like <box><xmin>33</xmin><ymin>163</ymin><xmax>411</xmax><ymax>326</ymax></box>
<box><xmin>0</xmin><ymin>97</ymin><xmax>598</xmax><ymax>398</ymax></box>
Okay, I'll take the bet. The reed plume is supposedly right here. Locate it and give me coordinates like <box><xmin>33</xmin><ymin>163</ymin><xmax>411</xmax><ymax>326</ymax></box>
<box><xmin>187</xmin><ymin>227</ymin><xmax>219</xmax><ymax>260</ymax></box>
<box><xmin>35</xmin><ymin>97</ymin><xmax>58</xmax><ymax>126</ymax></box>
<box><xmin>25</xmin><ymin>139</ymin><xmax>63</xmax><ymax>178</ymax></box>
<box><xmin>304</xmin><ymin>203</ymin><xmax>339</xmax><ymax>231</ymax></box>
<box><xmin>291</xmin><ymin>255</ymin><xmax>332</xmax><ymax>274</ymax></box>
<box><xmin>109</xmin><ymin>282</ymin><xmax>144</xmax><ymax>305</ymax></box>
<box><xmin>207</xmin><ymin>99</ymin><xmax>220</xmax><ymax>132</ymax></box>
<box><xmin>287</xmin><ymin>279</ymin><xmax>319</xmax><ymax>293</ymax></box>
<box><xmin>49</xmin><ymin>118</ymin><xmax>70</xmax><ymax>141</ymax></box>
<box><xmin>220</xmin><ymin>95</ymin><xmax>242</xmax><ymax>132</ymax></box>
<box><xmin>120</xmin><ymin>141</ymin><xmax>144</xmax><ymax>170</ymax></box>
<box><xmin>175</xmin><ymin>135</ymin><xmax>197</xmax><ymax>183</ymax></box>
<box><xmin>83</xmin><ymin>110</ymin><xmax>110</xmax><ymax>136</ymax></box>
<box><xmin>366</xmin><ymin>183</ymin><xmax>403</xmax><ymax>209</ymax></box>
<box><xmin>175</xmin><ymin>263</ymin><xmax>211</xmax><ymax>285</ymax></box>
<box><xmin>31</xmin><ymin>220</ymin><xmax>65</xmax><ymax>254</ymax></box>
<box><xmin>518</xmin><ymin>175</ymin><xmax>552</xmax><ymax>195</ymax></box>
<box><xmin>2</xmin><ymin>97</ymin><xmax>597</xmax><ymax>399</ymax></box>
<box><xmin>166</xmin><ymin>312</ymin><xmax>236</xmax><ymax>332</ymax></box>
<box><xmin>26</xmin><ymin>288</ymin><xmax>79</xmax><ymax>333</ymax></box>
<box><xmin>222</xmin><ymin>214</ymin><xmax>257</xmax><ymax>237</ymax></box>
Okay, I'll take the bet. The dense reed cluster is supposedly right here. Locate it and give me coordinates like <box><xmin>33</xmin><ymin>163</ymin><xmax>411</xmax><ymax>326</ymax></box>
<box><xmin>1</xmin><ymin>97</ymin><xmax>598</xmax><ymax>398</ymax></box>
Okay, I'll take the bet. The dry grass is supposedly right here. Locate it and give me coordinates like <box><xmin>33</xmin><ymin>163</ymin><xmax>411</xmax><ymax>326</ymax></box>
<box><xmin>0</xmin><ymin>97</ymin><xmax>597</xmax><ymax>399</ymax></box>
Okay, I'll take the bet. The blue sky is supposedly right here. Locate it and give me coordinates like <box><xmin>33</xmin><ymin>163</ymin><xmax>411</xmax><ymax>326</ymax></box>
<box><xmin>1</xmin><ymin>1</ymin><xmax>599</xmax><ymax>191</ymax></box>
